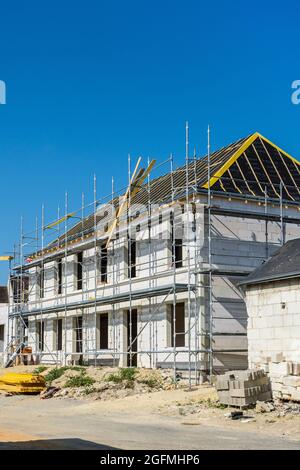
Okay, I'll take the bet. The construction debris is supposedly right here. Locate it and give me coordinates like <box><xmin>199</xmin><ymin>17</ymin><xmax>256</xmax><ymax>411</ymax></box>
<box><xmin>216</xmin><ymin>370</ymin><xmax>272</xmax><ymax>407</ymax></box>
<box><xmin>40</xmin><ymin>387</ymin><xmax>60</xmax><ymax>399</ymax></box>
<box><xmin>0</xmin><ymin>372</ymin><xmax>45</xmax><ymax>394</ymax></box>
<box><xmin>255</xmin><ymin>400</ymin><xmax>275</xmax><ymax>413</ymax></box>
<box><xmin>0</xmin><ymin>390</ymin><xmax>13</xmax><ymax>397</ymax></box>
<box><xmin>224</xmin><ymin>411</ymin><xmax>244</xmax><ymax>420</ymax></box>
<box><xmin>268</xmin><ymin>361</ymin><xmax>300</xmax><ymax>402</ymax></box>
<box><xmin>273</xmin><ymin>401</ymin><xmax>300</xmax><ymax>417</ymax></box>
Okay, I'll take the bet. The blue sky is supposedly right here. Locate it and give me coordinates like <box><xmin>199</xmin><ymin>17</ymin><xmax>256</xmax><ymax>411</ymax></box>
<box><xmin>0</xmin><ymin>0</ymin><xmax>300</xmax><ymax>282</ymax></box>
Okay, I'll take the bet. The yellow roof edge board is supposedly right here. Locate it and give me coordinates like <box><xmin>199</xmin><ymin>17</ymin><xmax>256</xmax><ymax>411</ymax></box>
<box><xmin>202</xmin><ymin>132</ymin><xmax>300</xmax><ymax>189</ymax></box>
<box><xmin>0</xmin><ymin>256</ymin><xmax>13</xmax><ymax>261</ymax></box>
<box><xmin>202</xmin><ymin>132</ymin><xmax>259</xmax><ymax>189</ymax></box>
<box><xmin>45</xmin><ymin>212</ymin><xmax>76</xmax><ymax>230</ymax></box>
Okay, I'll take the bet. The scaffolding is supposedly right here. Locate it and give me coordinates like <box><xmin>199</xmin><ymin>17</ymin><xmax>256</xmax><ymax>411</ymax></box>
<box><xmin>6</xmin><ymin>129</ymin><xmax>300</xmax><ymax>383</ymax></box>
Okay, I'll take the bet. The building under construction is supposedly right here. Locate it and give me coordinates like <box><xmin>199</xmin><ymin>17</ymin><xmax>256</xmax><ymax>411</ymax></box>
<box><xmin>7</xmin><ymin>131</ymin><xmax>300</xmax><ymax>381</ymax></box>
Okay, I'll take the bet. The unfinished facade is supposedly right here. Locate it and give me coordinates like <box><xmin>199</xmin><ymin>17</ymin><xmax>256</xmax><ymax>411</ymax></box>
<box><xmin>7</xmin><ymin>132</ymin><xmax>300</xmax><ymax>380</ymax></box>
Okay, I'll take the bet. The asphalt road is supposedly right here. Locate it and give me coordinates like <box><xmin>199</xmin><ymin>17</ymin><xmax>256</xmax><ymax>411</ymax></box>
<box><xmin>0</xmin><ymin>396</ymin><xmax>299</xmax><ymax>450</ymax></box>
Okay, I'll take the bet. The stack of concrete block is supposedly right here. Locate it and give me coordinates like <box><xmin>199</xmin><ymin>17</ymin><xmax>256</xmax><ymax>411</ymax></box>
<box><xmin>268</xmin><ymin>361</ymin><xmax>300</xmax><ymax>401</ymax></box>
<box><xmin>216</xmin><ymin>370</ymin><xmax>272</xmax><ymax>407</ymax></box>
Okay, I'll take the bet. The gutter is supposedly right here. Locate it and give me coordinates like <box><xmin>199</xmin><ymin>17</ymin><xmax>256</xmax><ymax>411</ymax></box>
<box><xmin>239</xmin><ymin>271</ymin><xmax>300</xmax><ymax>287</ymax></box>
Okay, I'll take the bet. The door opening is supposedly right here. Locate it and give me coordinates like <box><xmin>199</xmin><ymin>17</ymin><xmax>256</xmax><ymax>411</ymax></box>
<box><xmin>126</xmin><ymin>309</ymin><xmax>137</xmax><ymax>367</ymax></box>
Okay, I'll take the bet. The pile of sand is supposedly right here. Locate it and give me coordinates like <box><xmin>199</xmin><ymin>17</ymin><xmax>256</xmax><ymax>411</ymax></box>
<box><xmin>41</xmin><ymin>366</ymin><xmax>178</xmax><ymax>400</ymax></box>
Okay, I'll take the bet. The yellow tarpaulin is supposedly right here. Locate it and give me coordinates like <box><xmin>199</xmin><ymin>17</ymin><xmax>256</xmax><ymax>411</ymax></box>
<box><xmin>0</xmin><ymin>372</ymin><xmax>45</xmax><ymax>394</ymax></box>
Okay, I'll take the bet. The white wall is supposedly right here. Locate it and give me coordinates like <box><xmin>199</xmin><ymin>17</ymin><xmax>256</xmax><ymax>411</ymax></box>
<box><xmin>245</xmin><ymin>278</ymin><xmax>300</xmax><ymax>366</ymax></box>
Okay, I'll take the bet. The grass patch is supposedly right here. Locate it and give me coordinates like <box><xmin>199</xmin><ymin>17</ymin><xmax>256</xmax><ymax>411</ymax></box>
<box><xmin>64</xmin><ymin>374</ymin><xmax>95</xmax><ymax>388</ymax></box>
<box><xmin>138</xmin><ymin>377</ymin><xmax>160</xmax><ymax>388</ymax></box>
<box><xmin>68</xmin><ymin>366</ymin><xmax>85</xmax><ymax>372</ymax></box>
<box><xmin>44</xmin><ymin>367</ymin><xmax>67</xmax><ymax>384</ymax></box>
<box><xmin>32</xmin><ymin>366</ymin><xmax>48</xmax><ymax>375</ymax></box>
<box><xmin>44</xmin><ymin>366</ymin><xmax>86</xmax><ymax>385</ymax></box>
<box><xmin>106</xmin><ymin>368</ymin><xmax>137</xmax><ymax>386</ymax></box>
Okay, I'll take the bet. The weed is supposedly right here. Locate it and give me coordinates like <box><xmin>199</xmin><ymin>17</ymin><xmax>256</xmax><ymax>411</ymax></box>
<box><xmin>106</xmin><ymin>368</ymin><xmax>137</xmax><ymax>386</ymax></box>
<box><xmin>64</xmin><ymin>374</ymin><xmax>95</xmax><ymax>388</ymax></box>
<box><xmin>32</xmin><ymin>366</ymin><xmax>48</xmax><ymax>375</ymax></box>
<box><xmin>44</xmin><ymin>366</ymin><xmax>86</xmax><ymax>385</ymax></box>
<box><xmin>44</xmin><ymin>367</ymin><xmax>67</xmax><ymax>384</ymax></box>
<box><xmin>139</xmin><ymin>377</ymin><xmax>160</xmax><ymax>388</ymax></box>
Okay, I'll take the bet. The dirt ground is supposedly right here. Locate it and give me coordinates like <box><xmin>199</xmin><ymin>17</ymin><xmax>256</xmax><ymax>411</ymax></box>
<box><xmin>0</xmin><ymin>366</ymin><xmax>300</xmax><ymax>449</ymax></box>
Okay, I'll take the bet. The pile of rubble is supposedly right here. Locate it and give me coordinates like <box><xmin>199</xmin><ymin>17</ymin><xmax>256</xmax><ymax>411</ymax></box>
<box><xmin>216</xmin><ymin>370</ymin><xmax>272</xmax><ymax>407</ymax></box>
<box><xmin>272</xmin><ymin>401</ymin><xmax>300</xmax><ymax>417</ymax></box>
<box><xmin>162</xmin><ymin>394</ymin><xmax>300</xmax><ymax>421</ymax></box>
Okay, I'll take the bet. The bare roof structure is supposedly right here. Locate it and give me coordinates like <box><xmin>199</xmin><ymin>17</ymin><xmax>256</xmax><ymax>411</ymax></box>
<box><xmin>51</xmin><ymin>131</ymin><xmax>300</xmax><ymax>245</ymax></box>
<box><xmin>18</xmin><ymin>130</ymin><xmax>300</xmax><ymax>266</ymax></box>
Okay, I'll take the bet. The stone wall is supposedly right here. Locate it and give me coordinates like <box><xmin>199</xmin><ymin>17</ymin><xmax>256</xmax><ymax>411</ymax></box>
<box><xmin>245</xmin><ymin>278</ymin><xmax>300</xmax><ymax>401</ymax></box>
<box><xmin>246</xmin><ymin>279</ymin><xmax>300</xmax><ymax>366</ymax></box>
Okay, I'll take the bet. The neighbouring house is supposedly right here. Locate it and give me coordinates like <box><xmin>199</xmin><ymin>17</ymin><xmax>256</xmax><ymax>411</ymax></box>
<box><xmin>0</xmin><ymin>286</ymin><xmax>9</xmax><ymax>365</ymax></box>
<box><xmin>7</xmin><ymin>132</ymin><xmax>300</xmax><ymax>380</ymax></box>
<box><xmin>240</xmin><ymin>238</ymin><xmax>300</xmax><ymax>400</ymax></box>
